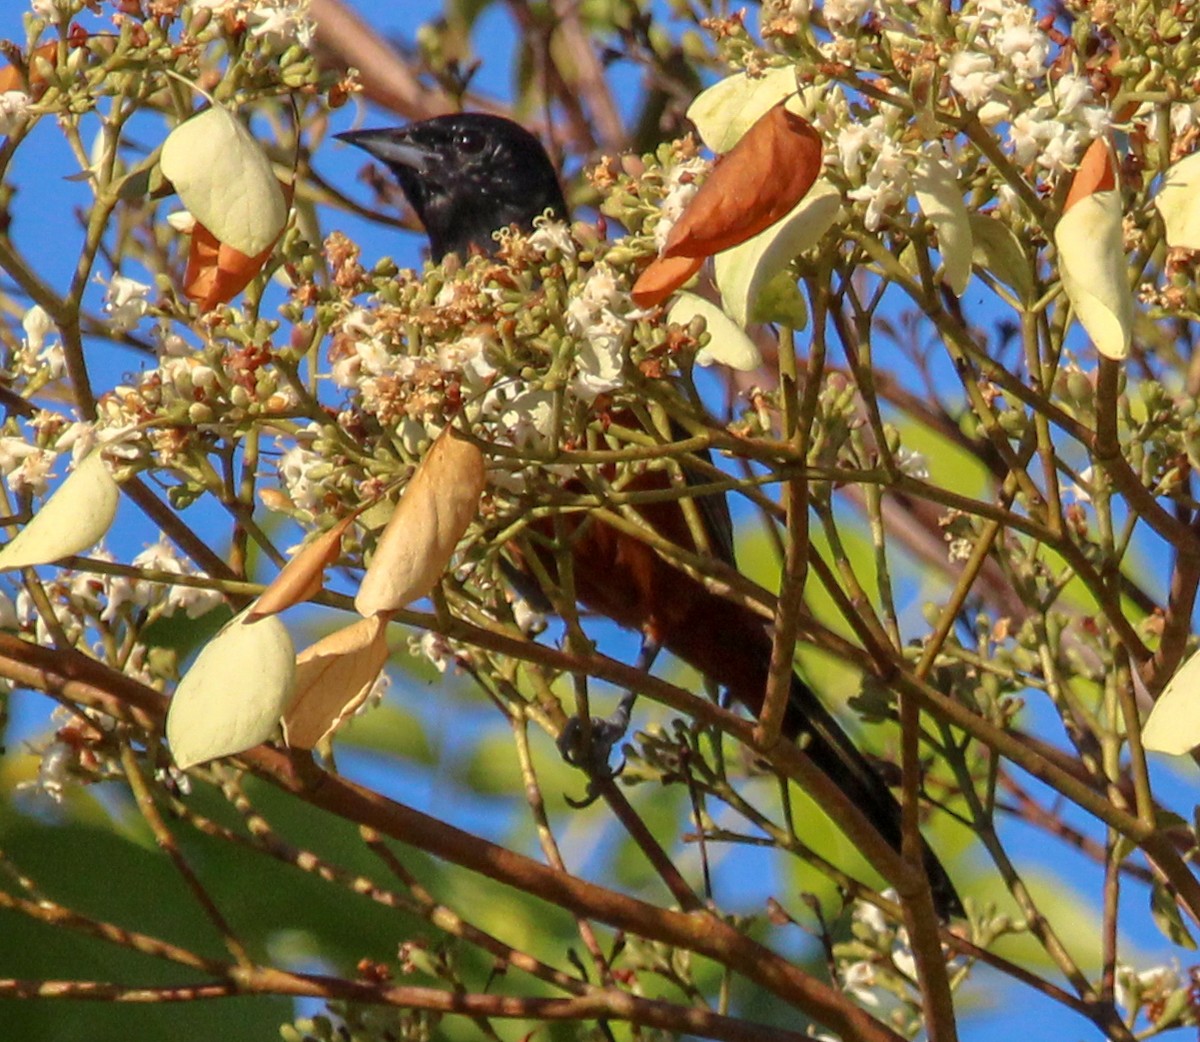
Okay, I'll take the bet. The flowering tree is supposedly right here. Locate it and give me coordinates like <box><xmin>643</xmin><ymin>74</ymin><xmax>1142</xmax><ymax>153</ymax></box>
<box><xmin>2</xmin><ymin>0</ymin><xmax>1200</xmax><ymax>1040</ymax></box>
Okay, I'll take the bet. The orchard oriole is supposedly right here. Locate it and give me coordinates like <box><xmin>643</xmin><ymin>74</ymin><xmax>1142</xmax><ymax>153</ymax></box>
<box><xmin>338</xmin><ymin>113</ymin><xmax>963</xmax><ymax>919</ymax></box>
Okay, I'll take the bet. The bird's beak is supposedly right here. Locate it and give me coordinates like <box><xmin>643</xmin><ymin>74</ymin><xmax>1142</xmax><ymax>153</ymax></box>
<box><xmin>335</xmin><ymin>128</ymin><xmax>432</xmax><ymax>174</ymax></box>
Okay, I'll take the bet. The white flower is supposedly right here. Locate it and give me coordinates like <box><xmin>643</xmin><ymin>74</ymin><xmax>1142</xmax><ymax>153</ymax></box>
<box><xmin>130</xmin><ymin>535</ymin><xmax>224</xmax><ymax>619</ymax></box>
<box><xmin>415</xmin><ymin>630</ymin><xmax>455</xmax><ymax>672</ymax></box>
<box><xmin>841</xmin><ymin>960</ymin><xmax>881</xmax><ymax>1007</ymax></box>
<box><xmin>0</xmin><ymin>440</ymin><xmax>56</xmax><ymax>495</ymax></box>
<box><xmin>21</xmin><ymin>305</ymin><xmax>53</xmax><ymax>350</ymax></box>
<box><xmin>1114</xmin><ymin>963</ymin><xmax>1180</xmax><ymax>1019</ymax></box>
<box><xmin>437</xmin><ymin>334</ymin><xmax>498</xmax><ymax>387</ymax></box>
<box><xmin>248</xmin><ymin>0</ymin><xmax>315</xmax><ymax>48</ymax></box>
<box><xmin>16</xmin><ymin>304</ymin><xmax>65</xmax><ymax>382</ymax></box>
<box><xmin>99</xmin><ymin>273</ymin><xmax>152</xmax><ymax>332</ymax></box>
<box><xmin>1064</xmin><ymin>466</ymin><xmax>1094</xmax><ymax>504</ymax></box>
<box><xmin>653</xmin><ymin>157</ymin><xmax>709</xmax><ymax>250</ymax></box>
<box><xmin>996</xmin><ymin>22</ymin><xmax>1050</xmax><ymax>82</ymax></box>
<box><xmin>947</xmin><ymin>536</ymin><xmax>973</xmax><ymax>562</ymax></box>
<box><xmin>277</xmin><ymin>441</ymin><xmax>327</xmax><ymax>511</ymax></box>
<box><xmin>564</xmin><ymin>264</ymin><xmax>631</xmax><ymax>401</ymax></box>
<box><xmin>948</xmin><ymin>51</ymin><xmax>1001</xmax><ymax>109</ymax></box>
<box><xmin>824</xmin><ymin>0</ymin><xmax>872</xmax><ymax>28</ymax></box>
<box><xmin>0</xmin><ymin>91</ymin><xmax>32</xmax><ymax>136</ymax></box>
<box><xmin>489</xmin><ymin>386</ymin><xmax>556</xmax><ymax>449</ymax></box>
<box><xmin>852</xmin><ymin>898</ymin><xmax>890</xmax><ymax>936</ymax></box>
<box><xmin>527</xmin><ymin>214</ymin><xmax>575</xmax><ymax>257</ymax></box>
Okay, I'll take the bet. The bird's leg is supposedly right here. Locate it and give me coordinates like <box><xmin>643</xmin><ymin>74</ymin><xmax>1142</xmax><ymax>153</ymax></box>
<box><xmin>559</xmin><ymin>632</ymin><xmax>661</xmax><ymax>803</ymax></box>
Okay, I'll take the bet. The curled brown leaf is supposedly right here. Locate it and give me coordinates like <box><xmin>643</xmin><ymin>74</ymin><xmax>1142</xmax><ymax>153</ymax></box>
<box><xmin>631</xmin><ymin>254</ymin><xmax>705</xmax><ymax>308</ymax></box>
<box><xmin>1063</xmin><ymin>136</ymin><xmax>1116</xmax><ymax>214</ymax></box>
<box><xmin>663</xmin><ymin>102</ymin><xmax>823</xmax><ymax>259</ymax></box>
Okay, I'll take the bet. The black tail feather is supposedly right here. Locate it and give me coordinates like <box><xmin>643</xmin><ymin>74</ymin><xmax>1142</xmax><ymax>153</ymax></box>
<box><xmin>783</xmin><ymin>674</ymin><xmax>963</xmax><ymax>920</ymax></box>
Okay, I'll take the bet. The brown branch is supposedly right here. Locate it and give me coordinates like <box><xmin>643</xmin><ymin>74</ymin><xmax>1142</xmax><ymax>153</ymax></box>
<box><xmin>0</xmin><ymin>633</ymin><xmax>904</xmax><ymax>1042</ymax></box>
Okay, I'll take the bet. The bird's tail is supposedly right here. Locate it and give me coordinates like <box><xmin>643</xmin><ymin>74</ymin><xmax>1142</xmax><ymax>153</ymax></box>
<box><xmin>782</xmin><ymin>674</ymin><xmax>963</xmax><ymax>920</ymax></box>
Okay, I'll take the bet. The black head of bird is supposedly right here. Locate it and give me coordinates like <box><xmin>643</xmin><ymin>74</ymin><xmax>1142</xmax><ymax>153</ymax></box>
<box><xmin>337</xmin><ymin>112</ymin><xmax>568</xmax><ymax>263</ymax></box>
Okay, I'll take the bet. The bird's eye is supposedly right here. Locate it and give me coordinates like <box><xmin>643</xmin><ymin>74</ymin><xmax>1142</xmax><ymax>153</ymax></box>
<box><xmin>454</xmin><ymin>129</ymin><xmax>486</xmax><ymax>154</ymax></box>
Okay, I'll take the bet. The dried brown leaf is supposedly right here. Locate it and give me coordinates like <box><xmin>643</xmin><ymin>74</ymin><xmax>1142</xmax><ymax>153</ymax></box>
<box><xmin>630</xmin><ymin>254</ymin><xmax>704</xmax><ymax>308</ymax></box>
<box><xmin>663</xmin><ymin>102</ymin><xmax>823</xmax><ymax>259</ymax></box>
<box><xmin>1063</xmin><ymin>136</ymin><xmax>1116</xmax><ymax>214</ymax></box>
<box><xmin>249</xmin><ymin>514</ymin><xmax>358</xmax><ymax>620</ymax></box>
<box><xmin>283</xmin><ymin>614</ymin><xmax>391</xmax><ymax>749</ymax></box>
<box><xmin>355</xmin><ymin>429</ymin><xmax>486</xmax><ymax>616</ymax></box>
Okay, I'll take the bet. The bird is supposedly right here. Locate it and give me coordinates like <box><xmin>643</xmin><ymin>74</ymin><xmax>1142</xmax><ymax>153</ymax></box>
<box><xmin>337</xmin><ymin>112</ymin><xmax>964</xmax><ymax>919</ymax></box>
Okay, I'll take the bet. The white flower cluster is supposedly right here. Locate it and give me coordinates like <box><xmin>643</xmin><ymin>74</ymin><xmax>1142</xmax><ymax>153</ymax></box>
<box><xmin>564</xmin><ymin>263</ymin><xmax>630</xmax><ymax>402</ymax></box>
<box><xmin>0</xmin><ymin>90</ymin><xmax>31</xmax><ymax>136</ymax></box>
<box><xmin>7</xmin><ymin>534</ymin><xmax>223</xmax><ymax>648</ymax></box>
<box><xmin>191</xmin><ymin>0</ymin><xmax>315</xmax><ymax>48</ymax></box>
<box><xmin>652</xmin><ymin>156</ymin><xmax>710</xmax><ymax>250</ymax></box>
<box><xmin>276</xmin><ymin>427</ymin><xmax>331</xmax><ymax>512</ymax></box>
<box><xmin>837</xmin><ymin>102</ymin><xmax>912</xmax><ymax>231</ymax></box>
<box><xmin>99</xmin><ymin>273</ymin><xmax>153</xmax><ymax>333</ymax></box>
<box><xmin>6</xmin><ymin>305</ymin><xmax>65</xmax><ymax>388</ymax></box>
<box><xmin>331</xmin><ymin>220</ymin><xmax>634</xmax><ymax>478</ymax></box>
<box><xmin>814</xmin><ymin>0</ymin><xmax>1112</xmax><ymax>230</ymax></box>
<box><xmin>950</xmin><ymin>0</ymin><xmax>1109</xmax><ymax>175</ymax></box>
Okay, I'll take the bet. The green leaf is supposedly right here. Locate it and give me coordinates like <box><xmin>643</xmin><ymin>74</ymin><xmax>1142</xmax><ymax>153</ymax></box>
<box><xmin>1151</xmin><ymin>881</ymin><xmax>1197</xmax><ymax>949</ymax></box>
<box><xmin>969</xmin><ymin>213</ymin><xmax>1034</xmax><ymax>304</ymax></box>
<box><xmin>161</xmin><ymin>104</ymin><xmax>287</xmax><ymax>256</ymax></box>
<box><xmin>686</xmin><ymin>66</ymin><xmax>798</xmax><ymax>152</ymax></box>
<box><xmin>914</xmin><ymin>156</ymin><xmax>973</xmax><ymax>295</ymax></box>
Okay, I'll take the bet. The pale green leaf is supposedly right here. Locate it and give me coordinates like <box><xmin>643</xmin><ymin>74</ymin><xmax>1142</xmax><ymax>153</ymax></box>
<box><xmin>1142</xmin><ymin>646</ymin><xmax>1200</xmax><ymax>755</ymax></box>
<box><xmin>668</xmin><ymin>291</ymin><xmax>762</xmax><ymax>370</ymax></box>
<box><xmin>0</xmin><ymin>452</ymin><xmax>119</xmax><ymax>570</ymax></box>
<box><xmin>1053</xmin><ymin>189</ymin><xmax>1132</xmax><ymax>361</ymax></box>
<box><xmin>686</xmin><ymin>67</ymin><xmax>798</xmax><ymax>152</ymax></box>
<box><xmin>713</xmin><ymin>179</ymin><xmax>840</xmax><ymax>327</ymax></box>
<box><xmin>1154</xmin><ymin>151</ymin><xmax>1200</xmax><ymax>249</ymax></box>
<box><xmin>166</xmin><ymin>609</ymin><xmax>296</xmax><ymax>770</ymax></box>
<box><xmin>969</xmin><ymin>213</ymin><xmax>1034</xmax><ymax>304</ymax></box>
<box><xmin>752</xmin><ymin>269</ymin><xmax>809</xmax><ymax>328</ymax></box>
<box><xmin>161</xmin><ymin>105</ymin><xmax>287</xmax><ymax>256</ymax></box>
<box><xmin>914</xmin><ymin>157</ymin><xmax>973</xmax><ymax>296</ymax></box>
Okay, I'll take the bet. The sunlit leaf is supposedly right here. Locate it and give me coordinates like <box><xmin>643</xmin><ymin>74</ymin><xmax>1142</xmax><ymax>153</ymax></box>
<box><xmin>663</xmin><ymin>102</ymin><xmax>823</xmax><ymax>260</ymax></box>
<box><xmin>631</xmin><ymin>253</ymin><xmax>704</xmax><ymax>308</ymax></box>
<box><xmin>166</xmin><ymin>609</ymin><xmax>296</xmax><ymax>770</ymax></box>
<box><xmin>1153</xmin><ymin>151</ymin><xmax>1200</xmax><ymax>250</ymax></box>
<box><xmin>0</xmin><ymin>452</ymin><xmax>118</xmax><ymax>570</ymax></box>
<box><xmin>160</xmin><ymin>104</ymin><xmax>288</xmax><ymax>257</ymax></box>
<box><xmin>687</xmin><ymin>66</ymin><xmax>798</xmax><ymax>152</ymax></box>
<box><xmin>355</xmin><ymin>429</ymin><xmax>486</xmax><ymax>616</ymax></box>
<box><xmin>1054</xmin><ymin>186</ymin><xmax>1132</xmax><ymax>361</ymax></box>
<box><xmin>914</xmin><ymin>156</ymin><xmax>973</xmax><ymax>296</ymax></box>
<box><xmin>283</xmin><ymin>614</ymin><xmax>391</xmax><ymax>750</ymax></box>
<box><xmin>714</xmin><ymin>179</ymin><xmax>841</xmax><ymax>327</ymax></box>
<box><xmin>668</xmin><ymin>291</ymin><xmax>762</xmax><ymax>371</ymax></box>
<box><xmin>249</xmin><ymin>514</ymin><xmax>358</xmax><ymax>620</ymax></box>
<box><xmin>1142</xmin><ymin>647</ymin><xmax>1200</xmax><ymax>755</ymax></box>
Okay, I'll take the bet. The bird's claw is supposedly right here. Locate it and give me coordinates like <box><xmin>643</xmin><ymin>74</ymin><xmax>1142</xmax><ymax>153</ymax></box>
<box><xmin>558</xmin><ymin>712</ymin><xmax>630</xmax><ymax>808</ymax></box>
